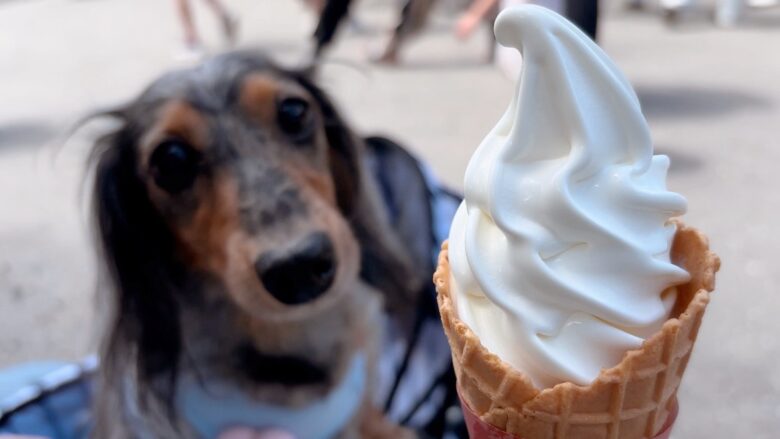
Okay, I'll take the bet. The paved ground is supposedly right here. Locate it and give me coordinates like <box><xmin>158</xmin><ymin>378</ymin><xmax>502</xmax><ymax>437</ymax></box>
<box><xmin>1</xmin><ymin>0</ymin><xmax>779</xmax><ymax>436</ymax></box>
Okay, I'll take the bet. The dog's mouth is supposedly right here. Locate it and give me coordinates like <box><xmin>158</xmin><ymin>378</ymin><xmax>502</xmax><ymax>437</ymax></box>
<box><xmin>235</xmin><ymin>344</ymin><xmax>328</xmax><ymax>386</ymax></box>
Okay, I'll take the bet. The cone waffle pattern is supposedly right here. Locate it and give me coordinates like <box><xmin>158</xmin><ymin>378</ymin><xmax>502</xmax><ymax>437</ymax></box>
<box><xmin>435</xmin><ymin>222</ymin><xmax>720</xmax><ymax>439</ymax></box>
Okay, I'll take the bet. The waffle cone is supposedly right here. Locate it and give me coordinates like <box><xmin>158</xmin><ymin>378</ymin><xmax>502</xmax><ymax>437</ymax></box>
<box><xmin>435</xmin><ymin>222</ymin><xmax>720</xmax><ymax>439</ymax></box>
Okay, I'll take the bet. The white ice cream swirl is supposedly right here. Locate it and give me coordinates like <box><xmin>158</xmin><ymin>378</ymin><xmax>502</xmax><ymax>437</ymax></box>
<box><xmin>448</xmin><ymin>6</ymin><xmax>690</xmax><ymax>389</ymax></box>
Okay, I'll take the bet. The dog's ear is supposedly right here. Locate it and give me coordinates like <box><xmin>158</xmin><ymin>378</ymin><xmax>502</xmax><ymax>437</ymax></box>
<box><xmin>92</xmin><ymin>122</ymin><xmax>182</xmax><ymax>409</ymax></box>
<box><xmin>294</xmin><ymin>74</ymin><xmax>423</xmax><ymax>314</ymax></box>
<box><xmin>294</xmin><ymin>75</ymin><xmax>360</xmax><ymax>215</ymax></box>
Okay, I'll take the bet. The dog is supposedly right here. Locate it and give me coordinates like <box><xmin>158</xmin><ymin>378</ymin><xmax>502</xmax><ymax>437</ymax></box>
<box><xmin>89</xmin><ymin>51</ymin><xmax>426</xmax><ymax>438</ymax></box>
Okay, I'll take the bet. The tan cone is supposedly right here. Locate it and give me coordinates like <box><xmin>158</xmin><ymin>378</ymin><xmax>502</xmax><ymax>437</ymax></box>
<box><xmin>435</xmin><ymin>222</ymin><xmax>720</xmax><ymax>439</ymax></box>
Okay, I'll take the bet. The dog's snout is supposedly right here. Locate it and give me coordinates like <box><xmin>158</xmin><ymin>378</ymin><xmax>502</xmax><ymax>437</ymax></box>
<box><xmin>255</xmin><ymin>233</ymin><xmax>336</xmax><ymax>305</ymax></box>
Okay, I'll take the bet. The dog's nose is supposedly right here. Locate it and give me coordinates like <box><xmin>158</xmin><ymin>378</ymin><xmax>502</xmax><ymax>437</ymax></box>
<box><xmin>255</xmin><ymin>233</ymin><xmax>336</xmax><ymax>305</ymax></box>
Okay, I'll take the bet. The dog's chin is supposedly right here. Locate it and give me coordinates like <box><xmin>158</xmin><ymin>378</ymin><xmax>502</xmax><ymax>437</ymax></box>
<box><xmin>234</xmin><ymin>343</ymin><xmax>329</xmax><ymax>387</ymax></box>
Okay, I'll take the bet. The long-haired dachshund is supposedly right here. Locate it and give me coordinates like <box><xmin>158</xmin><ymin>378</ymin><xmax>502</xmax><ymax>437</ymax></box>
<box><xmin>89</xmin><ymin>51</ymin><xmax>424</xmax><ymax>438</ymax></box>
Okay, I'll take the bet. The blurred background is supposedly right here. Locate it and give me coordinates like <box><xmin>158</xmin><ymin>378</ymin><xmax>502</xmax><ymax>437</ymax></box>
<box><xmin>0</xmin><ymin>0</ymin><xmax>779</xmax><ymax>437</ymax></box>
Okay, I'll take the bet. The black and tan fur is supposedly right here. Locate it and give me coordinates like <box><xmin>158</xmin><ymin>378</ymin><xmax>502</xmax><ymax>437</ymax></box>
<box><xmin>90</xmin><ymin>51</ymin><xmax>422</xmax><ymax>438</ymax></box>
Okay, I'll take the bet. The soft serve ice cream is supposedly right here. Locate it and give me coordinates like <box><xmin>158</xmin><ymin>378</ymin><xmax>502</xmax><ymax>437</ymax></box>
<box><xmin>448</xmin><ymin>6</ymin><xmax>690</xmax><ymax>389</ymax></box>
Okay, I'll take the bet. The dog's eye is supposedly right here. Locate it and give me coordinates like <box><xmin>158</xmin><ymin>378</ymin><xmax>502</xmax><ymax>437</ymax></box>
<box><xmin>277</xmin><ymin>97</ymin><xmax>312</xmax><ymax>140</ymax></box>
<box><xmin>149</xmin><ymin>140</ymin><xmax>200</xmax><ymax>193</ymax></box>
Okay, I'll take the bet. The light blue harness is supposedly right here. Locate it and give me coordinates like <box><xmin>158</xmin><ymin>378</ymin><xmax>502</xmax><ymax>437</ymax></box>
<box><xmin>175</xmin><ymin>353</ymin><xmax>367</xmax><ymax>439</ymax></box>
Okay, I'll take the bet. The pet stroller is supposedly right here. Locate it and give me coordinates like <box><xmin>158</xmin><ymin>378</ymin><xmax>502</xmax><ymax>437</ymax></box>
<box><xmin>0</xmin><ymin>137</ymin><xmax>467</xmax><ymax>439</ymax></box>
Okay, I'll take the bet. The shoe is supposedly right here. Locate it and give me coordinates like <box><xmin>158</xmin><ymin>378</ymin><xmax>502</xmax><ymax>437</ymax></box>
<box><xmin>747</xmin><ymin>0</ymin><xmax>778</xmax><ymax>7</ymax></box>
<box><xmin>175</xmin><ymin>43</ymin><xmax>206</xmax><ymax>64</ymax></box>
<box><xmin>626</xmin><ymin>0</ymin><xmax>645</xmax><ymax>10</ymax></box>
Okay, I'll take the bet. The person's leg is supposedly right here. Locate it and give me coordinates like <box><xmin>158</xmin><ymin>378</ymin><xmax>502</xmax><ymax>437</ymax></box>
<box><xmin>626</xmin><ymin>0</ymin><xmax>644</xmax><ymax>9</ymax></box>
<box><xmin>202</xmin><ymin>0</ymin><xmax>238</xmax><ymax>44</ymax></box>
<box><xmin>376</xmin><ymin>0</ymin><xmax>436</xmax><ymax>64</ymax></box>
<box><xmin>175</xmin><ymin>0</ymin><xmax>201</xmax><ymax>47</ymax></box>
<box><xmin>312</xmin><ymin>0</ymin><xmax>353</xmax><ymax>57</ymax></box>
<box><xmin>564</xmin><ymin>0</ymin><xmax>599</xmax><ymax>41</ymax></box>
<box><xmin>455</xmin><ymin>0</ymin><xmax>497</xmax><ymax>40</ymax></box>
<box><xmin>484</xmin><ymin>2</ymin><xmax>499</xmax><ymax>63</ymax></box>
<box><xmin>715</xmin><ymin>0</ymin><xmax>743</xmax><ymax>26</ymax></box>
<box><xmin>304</xmin><ymin>0</ymin><xmax>326</xmax><ymax>13</ymax></box>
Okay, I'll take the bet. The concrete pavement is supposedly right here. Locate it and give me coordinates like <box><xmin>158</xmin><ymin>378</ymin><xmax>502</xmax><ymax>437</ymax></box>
<box><xmin>1</xmin><ymin>0</ymin><xmax>779</xmax><ymax>436</ymax></box>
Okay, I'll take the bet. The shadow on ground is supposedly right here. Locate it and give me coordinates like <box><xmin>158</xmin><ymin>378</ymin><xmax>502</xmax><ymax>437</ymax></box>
<box><xmin>656</xmin><ymin>148</ymin><xmax>704</xmax><ymax>173</ymax></box>
<box><xmin>0</xmin><ymin>120</ymin><xmax>57</xmax><ymax>153</ymax></box>
<box><xmin>623</xmin><ymin>4</ymin><xmax>780</xmax><ymax>30</ymax></box>
<box><xmin>739</xmin><ymin>7</ymin><xmax>780</xmax><ymax>29</ymax></box>
<box><xmin>636</xmin><ymin>85</ymin><xmax>772</xmax><ymax>120</ymax></box>
<box><xmin>385</xmin><ymin>57</ymin><xmax>492</xmax><ymax>70</ymax></box>
<box><xmin>245</xmin><ymin>40</ymin><xmax>303</xmax><ymax>56</ymax></box>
